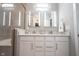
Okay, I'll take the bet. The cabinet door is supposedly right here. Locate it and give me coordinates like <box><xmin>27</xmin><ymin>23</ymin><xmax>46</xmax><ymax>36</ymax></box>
<box><xmin>45</xmin><ymin>37</ymin><xmax>55</xmax><ymax>42</ymax></box>
<box><xmin>56</xmin><ymin>42</ymin><xmax>69</xmax><ymax>56</ymax></box>
<box><xmin>34</xmin><ymin>37</ymin><xmax>45</xmax><ymax>56</ymax></box>
<box><xmin>55</xmin><ymin>37</ymin><xmax>69</xmax><ymax>56</ymax></box>
<box><xmin>35</xmin><ymin>37</ymin><xmax>44</xmax><ymax>42</ymax></box>
<box><xmin>45</xmin><ymin>42</ymin><xmax>56</xmax><ymax>52</ymax></box>
<box><xmin>20</xmin><ymin>40</ymin><xmax>34</xmax><ymax>56</ymax></box>
<box><xmin>45</xmin><ymin>37</ymin><xmax>56</xmax><ymax>52</ymax></box>
<box><xmin>34</xmin><ymin>42</ymin><xmax>44</xmax><ymax>51</ymax></box>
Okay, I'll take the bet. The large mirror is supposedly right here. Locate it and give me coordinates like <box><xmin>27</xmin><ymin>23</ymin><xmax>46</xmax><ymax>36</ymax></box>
<box><xmin>26</xmin><ymin>3</ymin><xmax>58</xmax><ymax>28</ymax></box>
<box><xmin>26</xmin><ymin>11</ymin><xmax>57</xmax><ymax>27</ymax></box>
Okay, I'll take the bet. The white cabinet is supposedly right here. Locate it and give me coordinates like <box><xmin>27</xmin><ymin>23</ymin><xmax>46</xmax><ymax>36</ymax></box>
<box><xmin>56</xmin><ymin>42</ymin><xmax>69</xmax><ymax>56</ymax></box>
<box><xmin>34</xmin><ymin>37</ymin><xmax>45</xmax><ymax>56</ymax></box>
<box><xmin>45</xmin><ymin>37</ymin><xmax>56</xmax><ymax>56</ymax></box>
<box><xmin>34</xmin><ymin>37</ymin><xmax>45</xmax><ymax>51</ymax></box>
<box><xmin>34</xmin><ymin>42</ymin><xmax>44</xmax><ymax>51</ymax></box>
<box><xmin>20</xmin><ymin>41</ymin><xmax>34</xmax><ymax>56</ymax></box>
<box><xmin>19</xmin><ymin>37</ymin><xmax>34</xmax><ymax>56</ymax></box>
<box><xmin>55</xmin><ymin>37</ymin><xmax>69</xmax><ymax>56</ymax></box>
<box><xmin>17</xmin><ymin>35</ymin><xmax>69</xmax><ymax>56</ymax></box>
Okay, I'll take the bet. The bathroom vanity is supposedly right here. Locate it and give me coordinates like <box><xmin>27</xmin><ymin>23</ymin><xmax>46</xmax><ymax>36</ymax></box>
<box><xmin>15</xmin><ymin>32</ymin><xmax>70</xmax><ymax>56</ymax></box>
<box><xmin>15</xmin><ymin>8</ymin><xmax>70</xmax><ymax>56</ymax></box>
<box><xmin>14</xmin><ymin>4</ymin><xmax>70</xmax><ymax>56</ymax></box>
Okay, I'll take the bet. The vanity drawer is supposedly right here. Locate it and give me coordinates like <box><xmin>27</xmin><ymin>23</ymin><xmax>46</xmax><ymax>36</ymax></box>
<box><xmin>35</xmin><ymin>42</ymin><xmax>44</xmax><ymax>47</ymax></box>
<box><xmin>35</xmin><ymin>37</ymin><xmax>44</xmax><ymax>42</ymax></box>
<box><xmin>34</xmin><ymin>42</ymin><xmax>44</xmax><ymax>51</ymax></box>
<box><xmin>45</xmin><ymin>46</ymin><xmax>56</xmax><ymax>52</ymax></box>
<box><xmin>45</xmin><ymin>42</ymin><xmax>56</xmax><ymax>51</ymax></box>
<box><xmin>20</xmin><ymin>37</ymin><xmax>33</xmax><ymax>42</ymax></box>
<box><xmin>35</xmin><ymin>46</ymin><xmax>44</xmax><ymax>51</ymax></box>
<box><xmin>55</xmin><ymin>37</ymin><xmax>69</xmax><ymax>42</ymax></box>
<box><xmin>45</xmin><ymin>42</ymin><xmax>56</xmax><ymax>47</ymax></box>
<box><xmin>45</xmin><ymin>37</ymin><xmax>55</xmax><ymax>42</ymax></box>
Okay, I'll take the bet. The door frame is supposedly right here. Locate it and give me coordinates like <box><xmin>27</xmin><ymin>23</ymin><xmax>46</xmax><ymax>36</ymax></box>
<box><xmin>73</xmin><ymin>3</ymin><xmax>79</xmax><ymax>56</ymax></box>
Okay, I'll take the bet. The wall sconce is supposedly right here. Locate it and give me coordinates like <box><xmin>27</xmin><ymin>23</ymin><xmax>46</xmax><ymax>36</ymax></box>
<box><xmin>1</xmin><ymin>4</ymin><xmax>14</xmax><ymax>10</ymax></box>
<box><xmin>2</xmin><ymin>4</ymin><xmax>14</xmax><ymax>8</ymax></box>
<box><xmin>3</xmin><ymin>12</ymin><xmax>6</xmax><ymax>26</ymax></box>
<box><xmin>36</xmin><ymin>3</ymin><xmax>48</xmax><ymax>8</ymax></box>
<box><xmin>35</xmin><ymin>3</ymin><xmax>49</xmax><ymax>11</ymax></box>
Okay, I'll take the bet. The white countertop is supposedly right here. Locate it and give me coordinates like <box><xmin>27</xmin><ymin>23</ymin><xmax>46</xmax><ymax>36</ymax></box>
<box><xmin>18</xmin><ymin>32</ymin><xmax>70</xmax><ymax>37</ymax></box>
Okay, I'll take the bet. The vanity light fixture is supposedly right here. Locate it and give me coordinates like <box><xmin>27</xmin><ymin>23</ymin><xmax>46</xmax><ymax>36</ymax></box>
<box><xmin>35</xmin><ymin>3</ymin><xmax>49</xmax><ymax>11</ymax></box>
<box><xmin>44</xmin><ymin>12</ymin><xmax>47</xmax><ymax>26</ymax></box>
<box><xmin>3</xmin><ymin>12</ymin><xmax>6</xmax><ymax>26</ymax></box>
<box><xmin>9</xmin><ymin>12</ymin><xmax>11</xmax><ymax>26</ymax></box>
<box><xmin>18</xmin><ymin>11</ymin><xmax>21</xmax><ymax>26</ymax></box>
<box><xmin>36</xmin><ymin>8</ymin><xmax>48</xmax><ymax>11</ymax></box>
<box><xmin>1</xmin><ymin>4</ymin><xmax>14</xmax><ymax>10</ymax></box>
<box><xmin>2</xmin><ymin>4</ymin><xmax>14</xmax><ymax>8</ymax></box>
<box><xmin>38</xmin><ymin>12</ymin><xmax>40</xmax><ymax>26</ymax></box>
<box><xmin>51</xmin><ymin>11</ymin><xmax>57</xmax><ymax>27</ymax></box>
<box><xmin>28</xmin><ymin>11</ymin><xmax>31</xmax><ymax>26</ymax></box>
<box><xmin>36</xmin><ymin>3</ymin><xmax>48</xmax><ymax>8</ymax></box>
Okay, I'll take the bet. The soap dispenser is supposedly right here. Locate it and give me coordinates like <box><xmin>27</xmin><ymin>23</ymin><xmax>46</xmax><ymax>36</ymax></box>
<box><xmin>59</xmin><ymin>19</ymin><xmax>65</xmax><ymax>32</ymax></box>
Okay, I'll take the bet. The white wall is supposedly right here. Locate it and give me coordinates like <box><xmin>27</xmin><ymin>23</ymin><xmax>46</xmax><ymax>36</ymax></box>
<box><xmin>76</xmin><ymin>4</ymin><xmax>79</xmax><ymax>35</ymax></box>
<box><xmin>59</xmin><ymin>3</ymin><xmax>75</xmax><ymax>55</ymax></box>
<box><xmin>75</xmin><ymin>3</ymin><xmax>79</xmax><ymax>55</ymax></box>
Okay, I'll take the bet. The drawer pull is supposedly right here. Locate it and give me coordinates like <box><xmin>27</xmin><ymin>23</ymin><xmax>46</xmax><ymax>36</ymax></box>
<box><xmin>36</xmin><ymin>46</ymin><xmax>43</xmax><ymax>48</ymax></box>
<box><xmin>31</xmin><ymin>43</ymin><xmax>33</xmax><ymax>50</ymax></box>
<box><xmin>46</xmin><ymin>46</ymin><xmax>55</xmax><ymax>48</ymax></box>
<box><xmin>56</xmin><ymin>43</ymin><xmax>58</xmax><ymax>50</ymax></box>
